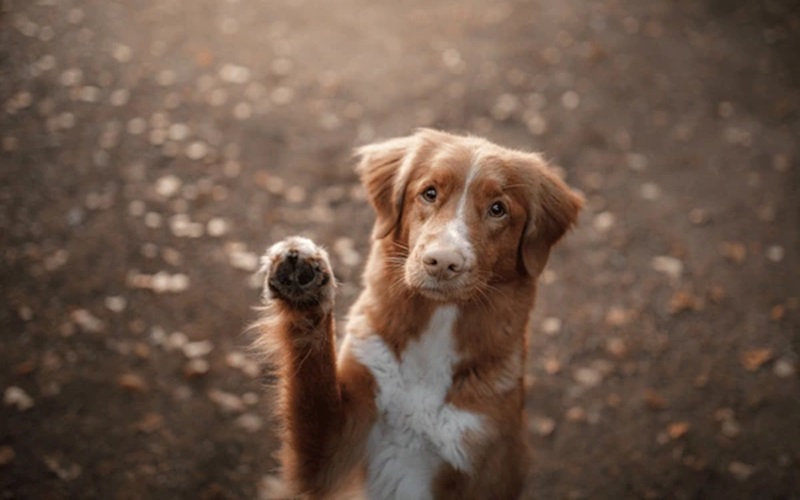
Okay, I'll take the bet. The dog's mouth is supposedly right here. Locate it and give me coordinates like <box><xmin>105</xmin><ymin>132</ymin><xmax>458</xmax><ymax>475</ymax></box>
<box><xmin>409</xmin><ymin>275</ymin><xmax>475</xmax><ymax>303</ymax></box>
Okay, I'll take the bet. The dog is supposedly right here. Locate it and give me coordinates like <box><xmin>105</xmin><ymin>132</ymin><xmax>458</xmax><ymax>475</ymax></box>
<box><xmin>257</xmin><ymin>129</ymin><xmax>583</xmax><ymax>499</ymax></box>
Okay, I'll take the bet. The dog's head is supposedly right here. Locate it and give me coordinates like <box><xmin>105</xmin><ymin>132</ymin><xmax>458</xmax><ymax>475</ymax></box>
<box><xmin>356</xmin><ymin>129</ymin><xmax>583</xmax><ymax>302</ymax></box>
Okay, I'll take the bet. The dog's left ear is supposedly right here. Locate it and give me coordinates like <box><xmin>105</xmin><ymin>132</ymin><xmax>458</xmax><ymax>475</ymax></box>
<box><xmin>354</xmin><ymin>136</ymin><xmax>416</xmax><ymax>239</ymax></box>
<box><xmin>519</xmin><ymin>159</ymin><xmax>584</xmax><ymax>277</ymax></box>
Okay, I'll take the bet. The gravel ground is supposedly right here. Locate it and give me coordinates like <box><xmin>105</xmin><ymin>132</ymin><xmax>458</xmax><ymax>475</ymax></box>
<box><xmin>1</xmin><ymin>0</ymin><xmax>798</xmax><ymax>498</ymax></box>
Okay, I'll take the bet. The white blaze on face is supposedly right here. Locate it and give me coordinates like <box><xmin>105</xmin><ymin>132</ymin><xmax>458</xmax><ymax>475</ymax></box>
<box><xmin>436</xmin><ymin>163</ymin><xmax>479</xmax><ymax>269</ymax></box>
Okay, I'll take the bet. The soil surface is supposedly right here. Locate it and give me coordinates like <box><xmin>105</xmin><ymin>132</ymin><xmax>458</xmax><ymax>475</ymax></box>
<box><xmin>1</xmin><ymin>0</ymin><xmax>798</xmax><ymax>498</ymax></box>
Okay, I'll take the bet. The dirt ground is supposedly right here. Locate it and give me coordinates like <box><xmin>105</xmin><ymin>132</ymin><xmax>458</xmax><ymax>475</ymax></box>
<box><xmin>1</xmin><ymin>0</ymin><xmax>798</xmax><ymax>498</ymax></box>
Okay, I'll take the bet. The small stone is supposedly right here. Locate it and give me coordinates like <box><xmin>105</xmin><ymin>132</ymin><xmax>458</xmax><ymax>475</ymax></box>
<box><xmin>285</xmin><ymin>186</ymin><xmax>307</xmax><ymax>203</ymax></box>
<box><xmin>209</xmin><ymin>389</ymin><xmax>245</xmax><ymax>413</ymax></box>
<box><xmin>766</xmin><ymin>245</ymin><xmax>784</xmax><ymax>263</ymax></box>
<box><xmin>541</xmin><ymin>317</ymin><xmax>562</xmax><ymax>335</ymax></box>
<box><xmin>104</xmin><ymin>296</ymin><xmax>127</xmax><ymax>313</ymax></box>
<box><xmin>491</xmin><ymin>93</ymin><xmax>520</xmax><ymax>121</ymax></box>
<box><xmin>666</xmin><ymin>421</ymin><xmax>690</xmax><ymax>440</ymax></box>
<box><xmin>182</xmin><ymin>340</ymin><xmax>214</xmax><ymax>359</ymax></box>
<box><xmin>167</xmin><ymin>123</ymin><xmax>190</xmax><ymax>141</ymax></box>
<box><xmin>771</xmin><ymin>304</ymin><xmax>785</xmax><ymax>321</ymax></box>
<box><xmin>233</xmin><ymin>102</ymin><xmax>252</xmax><ymax>120</ymax></box>
<box><xmin>219</xmin><ymin>64</ymin><xmax>251</xmax><ymax>84</ymax></box>
<box><xmin>78</xmin><ymin>86</ymin><xmax>101</xmax><ymax>103</ymax></box>
<box><xmin>0</xmin><ymin>446</ymin><xmax>15</xmax><ymax>466</ymax></box>
<box><xmin>59</xmin><ymin>68</ymin><xmax>83</xmax><ymax>86</ymax></box>
<box><xmin>156</xmin><ymin>69</ymin><xmax>176</xmax><ymax>86</ymax></box>
<box><xmin>128</xmin><ymin>200</ymin><xmax>146</xmax><ymax>217</ymax></box>
<box><xmin>525</xmin><ymin>114</ymin><xmax>547</xmax><ymax>135</ymax></box>
<box><xmin>739</xmin><ymin>348</ymin><xmax>774</xmax><ymax>372</ymax></box>
<box><xmin>127</xmin><ymin>117</ymin><xmax>147</xmax><ymax>135</ymax></box>
<box><xmin>112</xmin><ymin>44</ymin><xmax>132</xmax><ymax>62</ymax></box>
<box><xmin>206</xmin><ymin>217</ymin><xmax>229</xmax><ymax>237</ymax></box>
<box><xmin>530</xmin><ymin>415</ymin><xmax>556</xmax><ymax>437</ymax></box>
<box><xmin>57</xmin><ymin>112</ymin><xmax>76</xmax><ymax>129</ymax></box>
<box><xmin>185</xmin><ymin>141</ymin><xmax>208</xmax><ymax>160</ymax></box>
<box><xmin>149</xmin><ymin>128</ymin><xmax>166</xmax><ymax>145</ymax></box>
<box><xmin>651</xmin><ymin>256</ymin><xmax>683</xmax><ymax>281</ymax></box>
<box><xmin>155</xmin><ymin>175</ymin><xmax>182</xmax><ymax>198</ymax></box>
<box><xmin>242</xmin><ymin>392</ymin><xmax>259</xmax><ymax>406</ymax></box>
<box><xmin>70</xmin><ymin>309</ymin><xmax>105</xmax><ymax>333</ymax></box>
<box><xmin>573</xmin><ymin>367</ymin><xmax>603</xmax><ymax>387</ymax></box>
<box><xmin>728</xmin><ymin>461</ymin><xmax>755</xmax><ymax>481</ymax></box>
<box><xmin>639</xmin><ymin>183</ymin><xmax>661</xmax><ymax>200</ymax></box>
<box><xmin>118</xmin><ymin>373</ymin><xmax>148</xmax><ymax>392</ymax></box>
<box><xmin>561</xmin><ymin>91</ymin><xmax>580</xmax><ymax>110</ymax></box>
<box><xmin>223</xmin><ymin>160</ymin><xmax>242</xmax><ymax>178</ymax></box>
<box><xmin>592</xmin><ymin>211</ymin><xmax>614</xmax><ymax>232</ymax></box>
<box><xmin>235</xmin><ymin>413</ymin><xmax>264</xmax><ymax>433</ymax></box>
<box><xmin>4</xmin><ymin>387</ymin><xmax>34</xmax><ymax>411</ymax></box>
<box><xmin>773</xmin><ymin>358</ymin><xmax>796</xmax><ymax>378</ymax></box>
<box><xmin>184</xmin><ymin>359</ymin><xmax>210</xmax><ymax>377</ymax></box>
<box><xmin>225</xmin><ymin>351</ymin><xmax>247</xmax><ymax>369</ymax></box>
<box><xmin>227</xmin><ymin>244</ymin><xmax>259</xmax><ymax>272</ymax></box>
<box><xmin>143</xmin><ymin>212</ymin><xmax>162</xmax><ymax>228</ymax></box>
<box><xmin>167</xmin><ymin>331</ymin><xmax>188</xmax><ymax>350</ymax></box>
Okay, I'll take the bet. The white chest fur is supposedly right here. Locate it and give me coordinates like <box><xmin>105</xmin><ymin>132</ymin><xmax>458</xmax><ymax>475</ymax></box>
<box><xmin>349</xmin><ymin>306</ymin><xmax>483</xmax><ymax>500</ymax></box>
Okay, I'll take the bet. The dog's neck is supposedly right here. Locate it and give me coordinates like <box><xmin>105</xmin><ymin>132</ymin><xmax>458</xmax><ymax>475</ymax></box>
<box><xmin>356</xmin><ymin>240</ymin><xmax>536</xmax><ymax>361</ymax></box>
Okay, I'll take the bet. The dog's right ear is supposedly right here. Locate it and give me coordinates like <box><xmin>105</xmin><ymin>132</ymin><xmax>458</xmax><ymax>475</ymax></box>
<box><xmin>354</xmin><ymin>136</ymin><xmax>416</xmax><ymax>239</ymax></box>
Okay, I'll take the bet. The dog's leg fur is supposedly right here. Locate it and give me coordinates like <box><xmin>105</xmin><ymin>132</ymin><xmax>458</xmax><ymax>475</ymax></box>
<box><xmin>259</xmin><ymin>237</ymin><xmax>375</xmax><ymax>498</ymax></box>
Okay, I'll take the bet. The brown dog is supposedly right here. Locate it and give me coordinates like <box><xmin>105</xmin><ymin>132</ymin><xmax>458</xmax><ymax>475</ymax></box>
<box><xmin>257</xmin><ymin>129</ymin><xmax>583</xmax><ymax>499</ymax></box>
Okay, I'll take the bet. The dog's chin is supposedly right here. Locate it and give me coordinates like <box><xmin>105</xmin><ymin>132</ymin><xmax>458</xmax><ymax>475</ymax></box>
<box><xmin>407</xmin><ymin>276</ymin><xmax>474</xmax><ymax>303</ymax></box>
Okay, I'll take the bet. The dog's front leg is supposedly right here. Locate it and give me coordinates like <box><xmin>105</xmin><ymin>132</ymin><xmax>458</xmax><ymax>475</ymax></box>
<box><xmin>260</xmin><ymin>237</ymin><xmax>373</xmax><ymax>497</ymax></box>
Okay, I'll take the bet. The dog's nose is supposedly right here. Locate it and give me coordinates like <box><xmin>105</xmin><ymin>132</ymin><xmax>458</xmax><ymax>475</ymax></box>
<box><xmin>422</xmin><ymin>248</ymin><xmax>466</xmax><ymax>280</ymax></box>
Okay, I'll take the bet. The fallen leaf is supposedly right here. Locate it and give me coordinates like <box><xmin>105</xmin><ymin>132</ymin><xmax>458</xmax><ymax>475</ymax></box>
<box><xmin>739</xmin><ymin>349</ymin><xmax>774</xmax><ymax>372</ymax></box>
<box><xmin>667</xmin><ymin>421</ymin><xmax>690</xmax><ymax>439</ymax></box>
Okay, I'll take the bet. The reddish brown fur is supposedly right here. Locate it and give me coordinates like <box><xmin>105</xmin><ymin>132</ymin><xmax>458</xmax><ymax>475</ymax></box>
<box><xmin>258</xmin><ymin>129</ymin><xmax>583</xmax><ymax>498</ymax></box>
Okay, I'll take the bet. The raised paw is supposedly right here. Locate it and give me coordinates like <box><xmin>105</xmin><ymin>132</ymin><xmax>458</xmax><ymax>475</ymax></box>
<box><xmin>261</xmin><ymin>237</ymin><xmax>334</xmax><ymax>308</ymax></box>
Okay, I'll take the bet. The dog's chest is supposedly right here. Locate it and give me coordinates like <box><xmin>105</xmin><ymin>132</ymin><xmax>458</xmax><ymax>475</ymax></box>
<box><xmin>350</xmin><ymin>306</ymin><xmax>482</xmax><ymax>500</ymax></box>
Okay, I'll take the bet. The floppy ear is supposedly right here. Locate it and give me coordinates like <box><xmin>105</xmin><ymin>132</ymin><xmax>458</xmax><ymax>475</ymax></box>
<box><xmin>354</xmin><ymin>136</ymin><xmax>415</xmax><ymax>239</ymax></box>
<box><xmin>520</xmin><ymin>164</ymin><xmax>584</xmax><ymax>277</ymax></box>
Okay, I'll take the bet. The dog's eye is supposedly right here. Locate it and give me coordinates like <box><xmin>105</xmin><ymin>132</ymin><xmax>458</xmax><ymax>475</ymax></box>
<box><xmin>421</xmin><ymin>186</ymin><xmax>438</xmax><ymax>203</ymax></box>
<box><xmin>488</xmin><ymin>201</ymin><xmax>507</xmax><ymax>218</ymax></box>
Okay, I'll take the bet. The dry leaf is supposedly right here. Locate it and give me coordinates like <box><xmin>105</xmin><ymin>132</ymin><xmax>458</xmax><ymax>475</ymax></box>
<box><xmin>739</xmin><ymin>349</ymin><xmax>774</xmax><ymax>372</ymax></box>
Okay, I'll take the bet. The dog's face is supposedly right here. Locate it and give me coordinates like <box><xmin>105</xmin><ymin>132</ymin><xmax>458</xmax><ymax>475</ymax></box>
<box><xmin>357</xmin><ymin>129</ymin><xmax>583</xmax><ymax>303</ymax></box>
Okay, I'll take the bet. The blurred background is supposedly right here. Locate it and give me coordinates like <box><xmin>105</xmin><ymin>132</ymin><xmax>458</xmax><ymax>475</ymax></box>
<box><xmin>1</xmin><ymin>0</ymin><xmax>798</xmax><ymax>498</ymax></box>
